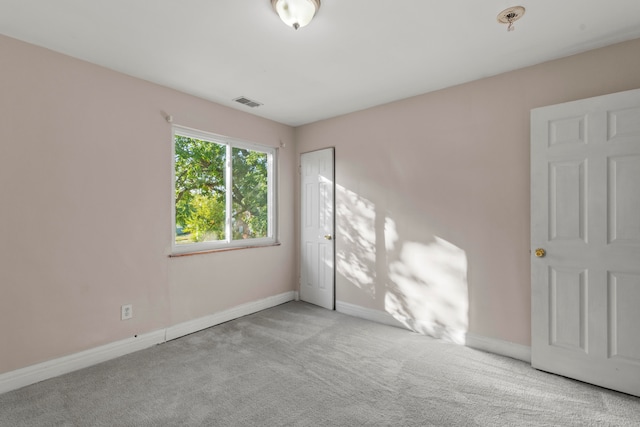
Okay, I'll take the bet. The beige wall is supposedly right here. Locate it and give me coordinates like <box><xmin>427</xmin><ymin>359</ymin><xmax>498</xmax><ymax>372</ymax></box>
<box><xmin>0</xmin><ymin>35</ymin><xmax>296</xmax><ymax>374</ymax></box>
<box><xmin>295</xmin><ymin>38</ymin><xmax>640</xmax><ymax>346</ymax></box>
<box><xmin>2</xmin><ymin>32</ymin><xmax>640</xmax><ymax>375</ymax></box>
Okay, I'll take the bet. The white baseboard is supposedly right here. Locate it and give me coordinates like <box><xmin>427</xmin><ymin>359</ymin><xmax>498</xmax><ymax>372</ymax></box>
<box><xmin>0</xmin><ymin>293</ymin><xmax>530</xmax><ymax>396</ymax></box>
<box><xmin>165</xmin><ymin>291</ymin><xmax>295</xmax><ymax>341</ymax></box>
<box><xmin>0</xmin><ymin>291</ymin><xmax>296</xmax><ymax>395</ymax></box>
<box><xmin>466</xmin><ymin>333</ymin><xmax>531</xmax><ymax>363</ymax></box>
<box><xmin>336</xmin><ymin>301</ymin><xmax>406</xmax><ymax>329</ymax></box>
<box><xmin>336</xmin><ymin>301</ymin><xmax>467</xmax><ymax>344</ymax></box>
<box><xmin>336</xmin><ymin>301</ymin><xmax>531</xmax><ymax>362</ymax></box>
<box><xmin>0</xmin><ymin>329</ymin><xmax>165</xmax><ymax>396</ymax></box>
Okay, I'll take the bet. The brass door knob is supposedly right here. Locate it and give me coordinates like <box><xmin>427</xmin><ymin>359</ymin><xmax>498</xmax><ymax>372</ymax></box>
<box><xmin>324</xmin><ymin>235</ymin><xmax>333</xmax><ymax>240</ymax></box>
<box><xmin>535</xmin><ymin>248</ymin><xmax>546</xmax><ymax>258</ymax></box>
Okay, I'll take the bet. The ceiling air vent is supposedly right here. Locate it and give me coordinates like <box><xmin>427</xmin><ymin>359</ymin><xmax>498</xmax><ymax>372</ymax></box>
<box><xmin>233</xmin><ymin>96</ymin><xmax>263</xmax><ymax>108</ymax></box>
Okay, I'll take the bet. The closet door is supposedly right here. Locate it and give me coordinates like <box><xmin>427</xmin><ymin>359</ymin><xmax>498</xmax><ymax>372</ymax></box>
<box><xmin>300</xmin><ymin>148</ymin><xmax>335</xmax><ymax>310</ymax></box>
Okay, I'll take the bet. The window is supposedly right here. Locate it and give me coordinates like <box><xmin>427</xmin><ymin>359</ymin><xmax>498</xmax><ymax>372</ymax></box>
<box><xmin>172</xmin><ymin>126</ymin><xmax>276</xmax><ymax>254</ymax></box>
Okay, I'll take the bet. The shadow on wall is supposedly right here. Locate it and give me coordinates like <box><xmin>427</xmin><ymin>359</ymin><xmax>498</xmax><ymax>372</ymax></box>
<box><xmin>336</xmin><ymin>184</ymin><xmax>469</xmax><ymax>344</ymax></box>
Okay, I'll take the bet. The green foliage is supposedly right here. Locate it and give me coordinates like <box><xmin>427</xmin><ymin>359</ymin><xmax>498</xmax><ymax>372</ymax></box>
<box><xmin>174</xmin><ymin>135</ymin><xmax>226</xmax><ymax>243</ymax></box>
<box><xmin>232</xmin><ymin>147</ymin><xmax>268</xmax><ymax>239</ymax></box>
<box><xmin>174</xmin><ymin>135</ymin><xmax>269</xmax><ymax>244</ymax></box>
<box><xmin>182</xmin><ymin>194</ymin><xmax>226</xmax><ymax>241</ymax></box>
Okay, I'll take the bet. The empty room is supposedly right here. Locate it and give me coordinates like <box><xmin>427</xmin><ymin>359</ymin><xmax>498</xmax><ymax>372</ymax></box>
<box><xmin>1</xmin><ymin>1</ymin><xmax>640</xmax><ymax>425</ymax></box>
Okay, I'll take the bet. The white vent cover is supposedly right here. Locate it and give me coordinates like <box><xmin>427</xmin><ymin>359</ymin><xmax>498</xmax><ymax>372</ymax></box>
<box><xmin>233</xmin><ymin>96</ymin><xmax>263</xmax><ymax>108</ymax></box>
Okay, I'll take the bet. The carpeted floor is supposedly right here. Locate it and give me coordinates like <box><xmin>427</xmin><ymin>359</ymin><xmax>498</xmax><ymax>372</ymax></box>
<box><xmin>1</xmin><ymin>301</ymin><xmax>639</xmax><ymax>426</ymax></box>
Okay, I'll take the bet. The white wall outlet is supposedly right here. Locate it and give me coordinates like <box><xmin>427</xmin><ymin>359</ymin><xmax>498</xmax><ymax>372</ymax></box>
<box><xmin>121</xmin><ymin>304</ymin><xmax>133</xmax><ymax>320</ymax></box>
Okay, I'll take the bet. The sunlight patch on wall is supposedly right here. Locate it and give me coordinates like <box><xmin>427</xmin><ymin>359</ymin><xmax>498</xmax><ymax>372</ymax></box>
<box><xmin>384</xmin><ymin>217</ymin><xmax>398</xmax><ymax>252</ymax></box>
<box><xmin>386</xmin><ymin>237</ymin><xmax>469</xmax><ymax>344</ymax></box>
<box><xmin>336</xmin><ymin>185</ymin><xmax>376</xmax><ymax>296</ymax></box>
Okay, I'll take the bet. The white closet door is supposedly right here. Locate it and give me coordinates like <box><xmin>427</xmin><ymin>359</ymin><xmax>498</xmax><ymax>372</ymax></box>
<box><xmin>300</xmin><ymin>148</ymin><xmax>335</xmax><ymax>310</ymax></box>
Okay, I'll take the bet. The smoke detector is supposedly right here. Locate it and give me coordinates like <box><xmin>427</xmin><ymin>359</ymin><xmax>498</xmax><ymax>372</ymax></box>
<box><xmin>497</xmin><ymin>6</ymin><xmax>525</xmax><ymax>32</ymax></box>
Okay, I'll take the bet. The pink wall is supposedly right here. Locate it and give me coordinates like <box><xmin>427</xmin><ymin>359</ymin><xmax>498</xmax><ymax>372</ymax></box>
<box><xmin>295</xmin><ymin>38</ymin><xmax>640</xmax><ymax>346</ymax></box>
<box><xmin>0</xmin><ymin>35</ymin><xmax>296</xmax><ymax>374</ymax></box>
<box><xmin>2</xmin><ymin>32</ymin><xmax>639</xmax><ymax>374</ymax></box>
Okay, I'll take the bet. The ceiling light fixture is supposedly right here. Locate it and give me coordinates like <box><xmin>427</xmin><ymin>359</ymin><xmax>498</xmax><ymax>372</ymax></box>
<box><xmin>271</xmin><ymin>0</ymin><xmax>321</xmax><ymax>30</ymax></box>
<box><xmin>497</xmin><ymin>6</ymin><xmax>525</xmax><ymax>32</ymax></box>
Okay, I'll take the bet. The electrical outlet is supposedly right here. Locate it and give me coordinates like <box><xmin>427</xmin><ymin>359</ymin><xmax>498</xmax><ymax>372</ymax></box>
<box><xmin>121</xmin><ymin>304</ymin><xmax>133</xmax><ymax>320</ymax></box>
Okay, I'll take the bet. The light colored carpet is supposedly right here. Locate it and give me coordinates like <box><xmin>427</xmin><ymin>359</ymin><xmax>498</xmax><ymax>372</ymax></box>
<box><xmin>1</xmin><ymin>301</ymin><xmax>639</xmax><ymax>426</ymax></box>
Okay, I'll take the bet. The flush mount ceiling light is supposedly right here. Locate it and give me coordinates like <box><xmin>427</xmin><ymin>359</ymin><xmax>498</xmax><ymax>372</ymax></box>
<box><xmin>271</xmin><ymin>0</ymin><xmax>321</xmax><ymax>30</ymax></box>
<box><xmin>497</xmin><ymin>6</ymin><xmax>525</xmax><ymax>32</ymax></box>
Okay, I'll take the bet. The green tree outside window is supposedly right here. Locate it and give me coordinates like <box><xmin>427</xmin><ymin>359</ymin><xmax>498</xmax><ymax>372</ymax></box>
<box><xmin>174</xmin><ymin>134</ymin><xmax>271</xmax><ymax>245</ymax></box>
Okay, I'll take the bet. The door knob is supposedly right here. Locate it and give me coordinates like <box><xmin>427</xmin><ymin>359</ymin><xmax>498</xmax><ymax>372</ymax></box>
<box><xmin>535</xmin><ymin>248</ymin><xmax>546</xmax><ymax>258</ymax></box>
<box><xmin>324</xmin><ymin>235</ymin><xmax>332</xmax><ymax>240</ymax></box>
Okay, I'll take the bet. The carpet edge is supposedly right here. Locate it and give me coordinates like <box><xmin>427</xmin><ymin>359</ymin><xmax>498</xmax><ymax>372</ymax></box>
<box><xmin>165</xmin><ymin>291</ymin><xmax>296</xmax><ymax>341</ymax></box>
<box><xmin>0</xmin><ymin>291</ymin><xmax>296</xmax><ymax>395</ymax></box>
<box><xmin>0</xmin><ymin>330</ymin><xmax>165</xmax><ymax>395</ymax></box>
<box><xmin>466</xmin><ymin>332</ymin><xmax>532</xmax><ymax>363</ymax></box>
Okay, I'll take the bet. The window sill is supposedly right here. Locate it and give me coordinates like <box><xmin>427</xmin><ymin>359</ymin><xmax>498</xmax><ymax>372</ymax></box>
<box><xmin>169</xmin><ymin>242</ymin><xmax>281</xmax><ymax>258</ymax></box>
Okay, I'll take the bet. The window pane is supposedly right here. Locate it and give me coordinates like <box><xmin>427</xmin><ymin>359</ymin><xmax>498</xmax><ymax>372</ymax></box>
<box><xmin>174</xmin><ymin>135</ymin><xmax>226</xmax><ymax>244</ymax></box>
<box><xmin>232</xmin><ymin>147</ymin><xmax>269</xmax><ymax>239</ymax></box>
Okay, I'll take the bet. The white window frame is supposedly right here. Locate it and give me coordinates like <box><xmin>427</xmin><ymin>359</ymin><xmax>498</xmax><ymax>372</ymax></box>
<box><xmin>171</xmin><ymin>125</ymin><xmax>277</xmax><ymax>254</ymax></box>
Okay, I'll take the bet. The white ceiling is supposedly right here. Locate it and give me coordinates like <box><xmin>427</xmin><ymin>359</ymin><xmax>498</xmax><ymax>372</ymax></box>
<box><xmin>2</xmin><ymin>0</ymin><xmax>640</xmax><ymax>126</ymax></box>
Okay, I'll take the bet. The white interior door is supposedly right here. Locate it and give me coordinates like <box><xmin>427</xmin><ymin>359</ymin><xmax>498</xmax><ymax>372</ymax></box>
<box><xmin>300</xmin><ymin>148</ymin><xmax>335</xmax><ymax>310</ymax></box>
<box><xmin>531</xmin><ymin>88</ymin><xmax>640</xmax><ymax>397</ymax></box>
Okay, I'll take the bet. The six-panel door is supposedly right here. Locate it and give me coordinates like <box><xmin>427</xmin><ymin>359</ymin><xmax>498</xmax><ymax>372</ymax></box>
<box><xmin>531</xmin><ymin>88</ymin><xmax>640</xmax><ymax>397</ymax></box>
